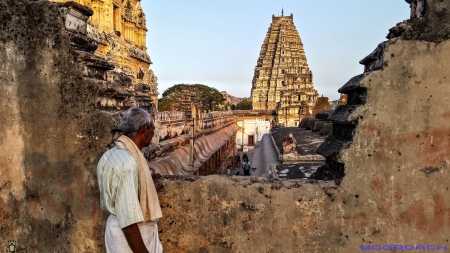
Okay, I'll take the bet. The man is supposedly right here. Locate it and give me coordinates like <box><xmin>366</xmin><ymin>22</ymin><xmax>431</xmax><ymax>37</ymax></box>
<box><xmin>97</xmin><ymin>108</ymin><xmax>164</xmax><ymax>253</ymax></box>
<box><xmin>243</xmin><ymin>162</ymin><xmax>250</xmax><ymax>176</ymax></box>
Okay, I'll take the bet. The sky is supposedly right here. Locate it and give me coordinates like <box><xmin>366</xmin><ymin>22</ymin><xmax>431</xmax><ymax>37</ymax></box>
<box><xmin>141</xmin><ymin>1</ymin><xmax>410</xmax><ymax>101</ymax></box>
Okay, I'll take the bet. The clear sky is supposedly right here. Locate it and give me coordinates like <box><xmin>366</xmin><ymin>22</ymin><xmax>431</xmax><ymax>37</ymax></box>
<box><xmin>141</xmin><ymin>1</ymin><xmax>410</xmax><ymax>101</ymax></box>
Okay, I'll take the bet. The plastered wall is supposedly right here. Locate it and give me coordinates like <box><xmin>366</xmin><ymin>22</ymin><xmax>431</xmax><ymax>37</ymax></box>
<box><xmin>338</xmin><ymin>39</ymin><xmax>450</xmax><ymax>249</ymax></box>
<box><xmin>158</xmin><ymin>176</ymin><xmax>340</xmax><ymax>253</ymax></box>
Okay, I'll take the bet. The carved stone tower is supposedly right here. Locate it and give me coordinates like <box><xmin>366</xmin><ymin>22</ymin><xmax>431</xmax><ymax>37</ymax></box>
<box><xmin>251</xmin><ymin>11</ymin><xmax>318</xmax><ymax>127</ymax></box>
<box><xmin>51</xmin><ymin>0</ymin><xmax>159</xmax><ymax>114</ymax></box>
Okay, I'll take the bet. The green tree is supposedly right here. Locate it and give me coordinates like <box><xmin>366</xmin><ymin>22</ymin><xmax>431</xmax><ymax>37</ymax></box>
<box><xmin>235</xmin><ymin>99</ymin><xmax>252</xmax><ymax>110</ymax></box>
<box><xmin>158</xmin><ymin>84</ymin><xmax>226</xmax><ymax>112</ymax></box>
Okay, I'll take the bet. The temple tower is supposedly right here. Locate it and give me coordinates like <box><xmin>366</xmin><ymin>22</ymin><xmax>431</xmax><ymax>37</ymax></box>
<box><xmin>51</xmin><ymin>0</ymin><xmax>159</xmax><ymax>113</ymax></box>
<box><xmin>251</xmin><ymin>11</ymin><xmax>318</xmax><ymax>127</ymax></box>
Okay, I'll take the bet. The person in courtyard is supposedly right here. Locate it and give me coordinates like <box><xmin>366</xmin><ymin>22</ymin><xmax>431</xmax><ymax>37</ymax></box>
<box><xmin>244</xmin><ymin>162</ymin><xmax>250</xmax><ymax>176</ymax></box>
<box><xmin>242</xmin><ymin>153</ymin><xmax>249</xmax><ymax>163</ymax></box>
<box><xmin>97</xmin><ymin>108</ymin><xmax>164</xmax><ymax>253</ymax></box>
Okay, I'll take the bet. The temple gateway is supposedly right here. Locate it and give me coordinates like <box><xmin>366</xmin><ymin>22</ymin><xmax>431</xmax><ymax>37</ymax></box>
<box><xmin>251</xmin><ymin>10</ymin><xmax>319</xmax><ymax>127</ymax></box>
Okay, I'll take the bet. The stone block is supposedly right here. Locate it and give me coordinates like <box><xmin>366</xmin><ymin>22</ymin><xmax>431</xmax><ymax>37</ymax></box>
<box><xmin>299</xmin><ymin>117</ymin><xmax>312</xmax><ymax>128</ymax></box>
<box><xmin>315</xmin><ymin>109</ymin><xmax>334</xmax><ymax>121</ymax></box>
<box><xmin>328</xmin><ymin>105</ymin><xmax>359</xmax><ymax>123</ymax></box>
<box><xmin>63</xmin><ymin>3</ymin><xmax>91</xmax><ymax>34</ymax></box>
<box><xmin>306</xmin><ymin>119</ymin><xmax>321</xmax><ymax>130</ymax></box>
<box><xmin>321</xmin><ymin>123</ymin><xmax>333</xmax><ymax>136</ymax></box>
<box><xmin>338</xmin><ymin>74</ymin><xmax>365</xmax><ymax>94</ymax></box>
<box><xmin>316</xmin><ymin>136</ymin><xmax>349</xmax><ymax>157</ymax></box>
<box><xmin>71</xmin><ymin>49</ymin><xmax>115</xmax><ymax>70</ymax></box>
<box><xmin>359</xmin><ymin>42</ymin><xmax>386</xmax><ymax>73</ymax></box>
<box><xmin>313</xmin><ymin>121</ymin><xmax>324</xmax><ymax>132</ymax></box>
<box><xmin>68</xmin><ymin>32</ymin><xmax>98</xmax><ymax>52</ymax></box>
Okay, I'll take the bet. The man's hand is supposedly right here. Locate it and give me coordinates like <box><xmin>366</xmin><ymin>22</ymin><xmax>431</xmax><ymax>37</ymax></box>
<box><xmin>152</xmin><ymin>173</ymin><xmax>164</xmax><ymax>192</ymax></box>
<box><xmin>122</xmin><ymin>223</ymin><xmax>149</xmax><ymax>253</ymax></box>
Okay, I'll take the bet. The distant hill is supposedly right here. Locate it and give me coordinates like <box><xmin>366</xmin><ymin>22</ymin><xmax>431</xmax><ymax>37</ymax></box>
<box><xmin>329</xmin><ymin>100</ymin><xmax>339</xmax><ymax>109</ymax></box>
<box><xmin>221</xmin><ymin>91</ymin><xmax>248</xmax><ymax>105</ymax></box>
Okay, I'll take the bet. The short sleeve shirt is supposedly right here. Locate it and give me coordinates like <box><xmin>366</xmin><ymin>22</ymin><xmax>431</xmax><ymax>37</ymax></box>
<box><xmin>97</xmin><ymin>142</ymin><xmax>144</xmax><ymax>228</ymax></box>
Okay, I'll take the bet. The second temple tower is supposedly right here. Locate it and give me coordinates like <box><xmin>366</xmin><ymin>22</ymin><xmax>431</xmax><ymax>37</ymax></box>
<box><xmin>251</xmin><ymin>10</ymin><xmax>318</xmax><ymax>127</ymax></box>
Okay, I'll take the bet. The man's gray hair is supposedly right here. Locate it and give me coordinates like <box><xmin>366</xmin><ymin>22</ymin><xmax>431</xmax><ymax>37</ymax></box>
<box><xmin>120</xmin><ymin>108</ymin><xmax>154</xmax><ymax>137</ymax></box>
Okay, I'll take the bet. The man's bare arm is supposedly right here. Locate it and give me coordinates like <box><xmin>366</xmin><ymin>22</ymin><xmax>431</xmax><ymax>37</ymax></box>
<box><xmin>122</xmin><ymin>223</ymin><xmax>149</xmax><ymax>253</ymax></box>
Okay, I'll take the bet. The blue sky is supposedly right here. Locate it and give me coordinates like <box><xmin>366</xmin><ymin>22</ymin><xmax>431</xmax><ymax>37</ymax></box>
<box><xmin>141</xmin><ymin>1</ymin><xmax>410</xmax><ymax>101</ymax></box>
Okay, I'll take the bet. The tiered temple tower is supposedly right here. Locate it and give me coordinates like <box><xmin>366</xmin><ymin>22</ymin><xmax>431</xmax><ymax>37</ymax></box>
<box><xmin>52</xmin><ymin>0</ymin><xmax>159</xmax><ymax>111</ymax></box>
<box><xmin>251</xmin><ymin>10</ymin><xmax>318</xmax><ymax>127</ymax></box>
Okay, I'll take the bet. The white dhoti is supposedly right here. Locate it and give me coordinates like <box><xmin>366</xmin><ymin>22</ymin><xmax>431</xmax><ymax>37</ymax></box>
<box><xmin>105</xmin><ymin>214</ymin><xmax>163</xmax><ymax>253</ymax></box>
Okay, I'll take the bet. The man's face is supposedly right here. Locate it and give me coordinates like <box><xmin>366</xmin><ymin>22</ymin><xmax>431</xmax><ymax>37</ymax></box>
<box><xmin>144</xmin><ymin>123</ymin><xmax>155</xmax><ymax>147</ymax></box>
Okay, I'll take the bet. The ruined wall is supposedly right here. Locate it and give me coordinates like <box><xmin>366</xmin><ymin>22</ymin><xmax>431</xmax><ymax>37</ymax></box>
<box><xmin>337</xmin><ymin>39</ymin><xmax>450</xmax><ymax>249</ymax></box>
<box><xmin>0</xmin><ymin>1</ymin><xmax>113</xmax><ymax>251</ymax></box>
<box><xmin>158</xmin><ymin>176</ymin><xmax>340</xmax><ymax>253</ymax></box>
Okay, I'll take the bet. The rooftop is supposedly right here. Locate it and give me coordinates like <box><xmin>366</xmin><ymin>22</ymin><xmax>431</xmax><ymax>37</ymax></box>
<box><xmin>271</xmin><ymin>127</ymin><xmax>326</xmax><ymax>156</ymax></box>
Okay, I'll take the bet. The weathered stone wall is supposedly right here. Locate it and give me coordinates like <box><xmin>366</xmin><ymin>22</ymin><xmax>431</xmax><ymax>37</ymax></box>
<box><xmin>158</xmin><ymin>176</ymin><xmax>340</xmax><ymax>253</ymax></box>
<box><xmin>338</xmin><ymin>39</ymin><xmax>450</xmax><ymax>249</ymax></box>
<box><xmin>0</xmin><ymin>1</ymin><xmax>113</xmax><ymax>251</ymax></box>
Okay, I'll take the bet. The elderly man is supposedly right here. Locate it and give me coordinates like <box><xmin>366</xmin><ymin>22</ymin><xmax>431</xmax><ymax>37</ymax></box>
<box><xmin>97</xmin><ymin>108</ymin><xmax>163</xmax><ymax>253</ymax></box>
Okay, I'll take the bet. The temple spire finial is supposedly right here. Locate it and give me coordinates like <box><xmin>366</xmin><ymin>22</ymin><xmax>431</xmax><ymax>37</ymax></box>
<box><xmin>282</xmin><ymin>7</ymin><xmax>284</xmax><ymax>16</ymax></box>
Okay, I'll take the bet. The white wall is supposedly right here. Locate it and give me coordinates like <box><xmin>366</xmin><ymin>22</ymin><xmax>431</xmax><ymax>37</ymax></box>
<box><xmin>236</xmin><ymin>119</ymin><xmax>270</xmax><ymax>149</ymax></box>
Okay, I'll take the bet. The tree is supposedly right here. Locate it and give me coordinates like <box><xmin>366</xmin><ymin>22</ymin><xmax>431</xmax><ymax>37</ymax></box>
<box><xmin>235</xmin><ymin>99</ymin><xmax>252</xmax><ymax>110</ymax></box>
<box><xmin>158</xmin><ymin>84</ymin><xmax>226</xmax><ymax>112</ymax></box>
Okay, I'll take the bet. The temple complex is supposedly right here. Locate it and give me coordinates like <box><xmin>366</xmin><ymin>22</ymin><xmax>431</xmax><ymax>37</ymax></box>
<box><xmin>51</xmin><ymin>0</ymin><xmax>159</xmax><ymax>114</ymax></box>
<box><xmin>3</xmin><ymin>0</ymin><xmax>450</xmax><ymax>252</ymax></box>
<box><xmin>251</xmin><ymin>10</ymin><xmax>318</xmax><ymax>127</ymax></box>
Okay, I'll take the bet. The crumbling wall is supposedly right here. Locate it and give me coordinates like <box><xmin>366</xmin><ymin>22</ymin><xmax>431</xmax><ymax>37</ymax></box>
<box><xmin>337</xmin><ymin>38</ymin><xmax>450</xmax><ymax>249</ymax></box>
<box><xmin>158</xmin><ymin>176</ymin><xmax>340</xmax><ymax>253</ymax></box>
<box><xmin>0</xmin><ymin>1</ymin><xmax>113</xmax><ymax>251</ymax></box>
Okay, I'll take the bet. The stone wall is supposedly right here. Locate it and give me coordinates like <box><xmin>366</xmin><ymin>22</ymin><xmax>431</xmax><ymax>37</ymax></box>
<box><xmin>158</xmin><ymin>176</ymin><xmax>339</xmax><ymax>253</ymax></box>
<box><xmin>0</xmin><ymin>1</ymin><xmax>113</xmax><ymax>251</ymax></box>
<box><xmin>337</xmin><ymin>38</ymin><xmax>450</xmax><ymax>249</ymax></box>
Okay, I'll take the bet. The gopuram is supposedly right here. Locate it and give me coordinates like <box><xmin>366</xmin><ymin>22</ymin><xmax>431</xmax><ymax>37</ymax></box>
<box><xmin>251</xmin><ymin>9</ymin><xmax>319</xmax><ymax>127</ymax></box>
<box><xmin>51</xmin><ymin>0</ymin><xmax>159</xmax><ymax>114</ymax></box>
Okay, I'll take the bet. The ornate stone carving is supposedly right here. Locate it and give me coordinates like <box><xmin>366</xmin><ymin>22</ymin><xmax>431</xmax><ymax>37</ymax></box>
<box><xmin>53</xmin><ymin>0</ymin><xmax>158</xmax><ymax>122</ymax></box>
<box><xmin>105</xmin><ymin>32</ymin><xmax>123</xmax><ymax>57</ymax></box>
<box><xmin>136</xmin><ymin>4</ymin><xmax>146</xmax><ymax>28</ymax></box>
<box><xmin>123</xmin><ymin>0</ymin><xmax>134</xmax><ymax>22</ymax></box>
<box><xmin>128</xmin><ymin>46</ymin><xmax>151</xmax><ymax>63</ymax></box>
